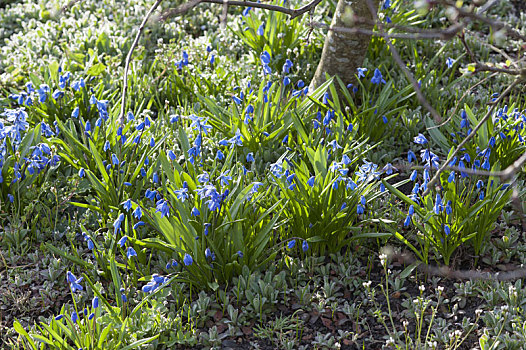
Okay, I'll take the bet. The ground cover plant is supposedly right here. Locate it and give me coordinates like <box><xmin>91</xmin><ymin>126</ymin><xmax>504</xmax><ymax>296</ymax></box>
<box><xmin>1</xmin><ymin>0</ymin><xmax>526</xmax><ymax>349</ymax></box>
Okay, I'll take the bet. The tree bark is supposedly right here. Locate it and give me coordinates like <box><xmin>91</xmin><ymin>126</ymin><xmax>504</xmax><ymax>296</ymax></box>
<box><xmin>310</xmin><ymin>0</ymin><xmax>379</xmax><ymax>91</ymax></box>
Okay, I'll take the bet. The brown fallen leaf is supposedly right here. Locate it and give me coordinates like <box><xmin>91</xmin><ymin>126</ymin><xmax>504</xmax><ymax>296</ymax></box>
<box><xmin>321</xmin><ymin>317</ymin><xmax>334</xmax><ymax>330</ymax></box>
<box><xmin>302</xmin><ymin>334</ymin><xmax>313</xmax><ymax>341</ymax></box>
<box><xmin>241</xmin><ymin>326</ymin><xmax>252</xmax><ymax>336</ymax></box>
<box><xmin>216</xmin><ymin>323</ymin><xmax>227</xmax><ymax>334</ymax></box>
<box><xmin>343</xmin><ymin>338</ymin><xmax>353</xmax><ymax>346</ymax></box>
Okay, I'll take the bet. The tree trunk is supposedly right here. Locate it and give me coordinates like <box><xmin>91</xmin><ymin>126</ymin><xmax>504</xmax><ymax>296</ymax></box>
<box><xmin>310</xmin><ymin>0</ymin><xmax>379</xmax><ymax>91</ymax></box>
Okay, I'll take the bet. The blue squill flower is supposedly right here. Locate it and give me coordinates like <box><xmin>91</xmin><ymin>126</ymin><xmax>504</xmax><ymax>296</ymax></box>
<box><xmin>257</xmin><ymin>24</ymin><xmax>264</xmax><ymax>35</ymax></box>
<box><xmin>133</xmin><ymin>206</ymin><xmax>142</xmax><ymax>220</ymax></box>
<box><xmin>156</xmin><ymin>199</ymin><xmax>170</xmax><ymax>218</ymax></box>
<box><xmin>126</xmin><ymin>247</ymin><xmax>137</xmax><ymax>259</ymax></box>
<box><xmin>382</xmin><ymin>163</ymin><xmax>396</xmax><ymax>175</ymax></box>
<box><xmin>371</xmin><ymin>69</ymin><xmax>386</xmax><ymax>84</ymax></box>
<box><xmin>118</xmin><ymin>236</ymin><xmax>128</xmax><ymax>247</ymax></box>
<box><xmin>183</xmin><ymin>253</ymin><xmax>193</xmax><ymax>266</ymax></box>
<box><xmin>219</xmin><ymin>171</ymin><xmax>232</xmax><ymax>186</ymax></box>
<box><xmin>66</xmin><ymin>271</ymin><xmax>83</xmax><ymax>293</ymax></box>
<box><xmin>434</xmin><ymin>194</ymin><xmax>442</xmax><ymax>214</ymax></box>
<box><xmin>174</xmin><ymin>188</ymin><xmax>189</xmax><ymax>202</ymax></box>
<box><xmin>71</xmin><ymin>107</ymin><xmax>80</xmax><ymax>119</ymax></box>
<box><xmin>357</xmin><ymin>67</ymin><xmax>367</xmax><ymax>78</ymax></box>
<box><xmin>71</xmin><ymin>311</ymin><xmax>78</xmax><ymax>324</ymax></box>
<box><xmin>287</xmin><ymin>240</ymin><xmax>296</xmax><ymax>249</ymax></box>
<box><xmin>357</xmin><ymin>204</ymin><xmax>364</xmax><ymax>215</ymax></box>
<box><xmin>260</xmin><ymin>51</ymin><xmax>271</xmax><ymax>65</ymax></box>
<box><xmin>413</xmin><ymin>133</ymin><xmax>428</xmax><ymax>145</ymax></box>
<box><xmin>408</xmin><ymin>150</ymin><xmax>416</xmax><ymax>163</ymax></box>
<box><xmin>228</xmin><ymin>129</ymin><xmax>243</xmax><ymax>147</ymax></box>
<box><xmin>111</xmin><ymin>154</ymin><xmax>119</xmax><ymax>165</ymax></box>
<box><xmin>133</xmin><ymin>221</ymin><xmax>145</xmax><ymax>230</ymax></box>
<box><xmin>283</xmin><ymin>59</ymin><xmax>293</xmax><ymax>73</ymax></box>
<box><xmin>445</xmin><ymin>201</ymin><xmax>452</xmax><ymax>215</ymax></box>
<box><xmin>142</xmin><ymin>274</ymin><xmax>167</xmax><ymax>293</ymax></box>
<box><xmin>122</xmin><ymin>199</ymin><xmax>132</xmax><ymax>211</ymax></box>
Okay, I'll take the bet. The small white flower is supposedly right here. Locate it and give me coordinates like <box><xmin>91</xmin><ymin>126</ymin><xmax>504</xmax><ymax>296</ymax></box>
<box><xmin>427</xmin><ymin>341</ymin><xmax>437</xmax><ymax>349</ymax></box>
<box><xmin>379</xmin><ymin>253</ymin><xmax>388</xmax><ymax>266</ymax></box>
<box><xmin>437</xmin><ymin>286</ymin><xmax>444</xmax><ymax>293</ymax></box>
<box><xmin>475</xmin><ymin>309</ymin><xmax>483</xmax><ymax>317</ymax></box>
<box><xmin>419</xmin><ymin>285</ymin><xmax>425</xmax><ymax>292</ymax></box>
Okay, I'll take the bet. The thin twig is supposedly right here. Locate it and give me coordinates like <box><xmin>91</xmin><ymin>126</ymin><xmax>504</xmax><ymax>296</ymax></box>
<box><xmin>432</xmin><ymin>0</ymin><xmax>526</xmax><ymax>42</ymax></box>
<box><xmin>119</xmin><ymin>0</ymin><xmax>167</xmax><ymax>124</ymax></box>
<box><xmin>424</xmin><ymin>77</ymin><xmax>523</xmax><ymax>195</ymax></box>
<box><xmin>447</xmin><ymin>150</ymin><xmax>526</xmax><ymax>181</ymax></box>
<box><xmin>428</xmin><ymin>73</ymin><xmax>498</xmax><ymax>130</ymax></box>
<box><xmin>220</xmin><ymin>0</ymin><xmax>229</xmax><ymax>29</ymax></box>
<box><xmin>311</xmin><ymin>21</ymin><xmax>464</xmax><ymax>40</ymax></box>
<box><xmin>160</xmin><ymin>0</ymin><xmax>322</xmax><ymax>21</ymax></box>
<box><xmin>474</xmin><ymin>63</ymin><xmax>521</xmax><ymax>75</ymax></box>
<box><xmin>390</xmin><ymin>251</ymin><xmax>526</xmax><ymax>281</ymax></box>
<box><xmin>459</xmin><ymin>31</ymin><xmax>478</xmax><ymax>63</ymax></box>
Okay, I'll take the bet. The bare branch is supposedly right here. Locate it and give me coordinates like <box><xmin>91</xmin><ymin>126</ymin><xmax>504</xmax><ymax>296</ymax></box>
<box><xmin>424</xmin><ymin>77</ymin><xmax>523</xmax><ymax>195</ymax></box>
<box><xmin>447</xmin><ymin>150</ymin><xmax>526</xmax><ymax>181</ymax></box>
<box><xmin>390</xmin><ymin>250</ymin><xmax>526</xmax><ymax>281</ymax></box>
<box><xmin>432</xmin><ymin>0</ymin><xmax>526</xmax><ymax>42</ymax></box>
<box><xmin>311</xmin><ymin>21</ymin><xmax>464</xmax><ymax>40</ymax></box>
<box><xmin>474</xmin><ymin>63</ymin><xmax>521</xmax><ymax>75</ymax></box>
<box><xmin>220</xmin><ymin>0</ymin><xmax>229</xmax><ymax>29</ymax></box>
<box><xmin>160</xmin><ymin>0</ymin><xmax>323</xmax><ymax>21</ymax></box>
<box><xmin>428</xmin><ymin>73</ymin><xmax>498</xmax><ymax>130</ymax></box>
<box><xmin>159</xmin><ymin>0</ymin><xmax>203</xmax><ymax>21</ymax></box>
<box><xmin>118</xmin><ymin>0</ymin><xmax>169</xmax><ymax>124</ymax></box>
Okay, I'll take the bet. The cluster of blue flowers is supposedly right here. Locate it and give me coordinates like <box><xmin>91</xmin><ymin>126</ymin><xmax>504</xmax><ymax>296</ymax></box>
<box><xmin>0</xmin><ymin>108</ymin><xmax>59</xmax><ymax>199</ymax></box>
<box><xmin>491</xmin><ymin>105</ymin><xmax>525</xmax><ymax>144</ymax></box>
<box><xmin>357</xmin><ymin>67</ymin><xmax>387</xmax><ymax>86</ymax></box>
<box><xmin>142</xmin><ymin>274</ymin><xmax>168</xmax><ymax>293</ymax></box>
<box><xmin>55</xmin><ymin>295</ymin><xmax>100</xmax><ymax>327</ymax></box>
